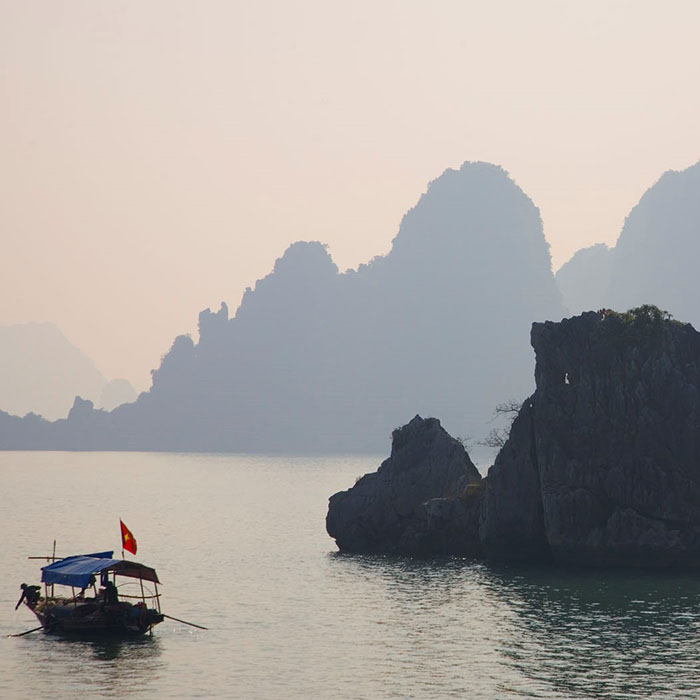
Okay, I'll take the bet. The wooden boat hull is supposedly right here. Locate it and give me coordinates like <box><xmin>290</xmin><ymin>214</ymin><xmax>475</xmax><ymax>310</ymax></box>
<box><xmin>32</xmin><ymin>599</ymin><xmax>164</xmax><ymax>637</ymax></box>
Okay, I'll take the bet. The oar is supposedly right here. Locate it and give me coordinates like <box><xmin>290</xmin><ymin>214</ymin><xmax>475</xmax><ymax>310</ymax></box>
<box><xmin>8</xmin><ymin>625</ymin><xmax>44</xmax><ymax>638</ymax></box>
<box><xmin>162</xmin><ymin>613</ymin><xmax>208</xmax><ymax>630</ymax></box>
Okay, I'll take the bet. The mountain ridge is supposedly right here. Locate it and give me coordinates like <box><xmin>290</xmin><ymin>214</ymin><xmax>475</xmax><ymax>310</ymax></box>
<box><xmin>0</xmin><ymin>161</ymin><xmax>565</xmax><ymax>452</ymax></box>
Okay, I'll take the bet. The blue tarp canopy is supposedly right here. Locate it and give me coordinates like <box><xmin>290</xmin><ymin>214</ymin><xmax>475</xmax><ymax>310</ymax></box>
<box><xmin>41</xmin><ymin>551</ymin><xmax>160</xmax><ymax>588</ymax></box>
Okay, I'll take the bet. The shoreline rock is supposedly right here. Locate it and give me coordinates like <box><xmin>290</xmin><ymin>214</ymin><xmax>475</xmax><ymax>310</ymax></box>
<box><xmin>327</xmin><ymin>306</ymin><xmax>700</xmax><ymax>568</ymax></box>
<box><xmin>326</xmin><ymin>415</ymin><xmax>483</xmax><ymax>555</ymax></box>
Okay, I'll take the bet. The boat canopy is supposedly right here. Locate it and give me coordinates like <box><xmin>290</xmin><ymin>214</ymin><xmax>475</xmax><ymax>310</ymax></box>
<box><xmin>41</xmin><ymin>552</ymin><xmax>160</xmax><ymax>588</ymax></box>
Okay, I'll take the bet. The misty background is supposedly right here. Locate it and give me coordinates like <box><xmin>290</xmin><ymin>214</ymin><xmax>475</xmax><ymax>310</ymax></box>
<box><xmin>3</xmin><ymin>158</ymin><xmax>700</xmax><ymax>452</ymax></box>
<box><xmin>2</xmin><ymin>2</ymin><xmax>700</xmax><ymax>450</ymax></box>
<box><xmin>3</xmin><ymin>1</ymin><xmax>700</xmax><ymax>389</ymax></box>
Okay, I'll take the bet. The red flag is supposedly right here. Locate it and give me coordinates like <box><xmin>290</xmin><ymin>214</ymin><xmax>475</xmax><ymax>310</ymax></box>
<box><xmin>120</xmin><ymin>519</ymin><xmax>137</xmax><ymax>555</ymax></box>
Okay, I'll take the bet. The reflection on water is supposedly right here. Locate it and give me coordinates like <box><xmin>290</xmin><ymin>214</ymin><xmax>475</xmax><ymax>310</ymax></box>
<box><xmin>329</xmin><ymin>554</ymin><xmax>700</xmax><ymax>699</ymax></box>
<box><xmin>485</xmin><ymin>565</ymin><xmax>700</xmax><ymax>699</ymax></box>
<box><xmin>70</xmin><ymin>635</ymin><xmax>162</xmax><ymax>662</ymax></box>
<box><xmin>13</xmin><ymin>633</ymin><xmax>165</xmax><ymax>697</ymax></box>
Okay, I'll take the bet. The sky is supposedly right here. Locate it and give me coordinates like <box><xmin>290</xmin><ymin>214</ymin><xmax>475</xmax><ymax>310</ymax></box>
<box><xmin>2</xmin><ymin>0</ymin><xmax>700</xmax><ymax>391</ymax></box>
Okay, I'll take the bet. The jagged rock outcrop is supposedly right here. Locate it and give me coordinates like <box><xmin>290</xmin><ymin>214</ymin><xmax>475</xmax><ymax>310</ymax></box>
<box><xmin>326</xmin><ymin>415</ymin><xmax>483</xmax><ymax>555</ymax></box>
<box><xmin>329</xmin><ymin>307</ymin><xmax>700</xmax><ymax>568</ymax></box>
<box><xmin>483</xmin><ymin>306</ymin><xmax>700</xmax><ymax>567</ymax></box>
<box><xmin>478</xmin><ymin>399</ymin><xmax>549</xmax><ymax>562</ymax></box>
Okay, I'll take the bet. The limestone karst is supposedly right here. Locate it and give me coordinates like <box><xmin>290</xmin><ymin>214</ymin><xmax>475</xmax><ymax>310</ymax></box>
<box><xmin>328</xmin><ymin>307</ymin><xmax>700</xmax><ymax>568</ymax></box>
<box><xmin>556</xmin><ymin>159</ymin><xmax>700</xmax><ymax>323</ymax></box>
<box><xmin>0</xmin><ymin>162</ymin><xmax>564</xmax><ymax>452</ymax></box>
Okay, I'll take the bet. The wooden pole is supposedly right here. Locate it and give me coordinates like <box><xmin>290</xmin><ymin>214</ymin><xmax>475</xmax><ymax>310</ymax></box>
<box><xmin>8</xmin><ymin>625</ymin><xmax>44</xmax><ymax>638</ymax></box>
<box><xmin>162</xmin><ymin>614</ymin><xmax>208</xmax><ymax>630</ymax></box>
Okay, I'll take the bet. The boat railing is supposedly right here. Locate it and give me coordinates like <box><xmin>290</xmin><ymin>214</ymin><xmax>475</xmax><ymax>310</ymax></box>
<box><xmin>117</xmin><ymin>592</ymin><xmax>161</xmax><ymax>600</ymax></box>
<box><xmin>116</xmin><ymin>580</ymin><xmax>162</xmax><ymax>612</ymax></box>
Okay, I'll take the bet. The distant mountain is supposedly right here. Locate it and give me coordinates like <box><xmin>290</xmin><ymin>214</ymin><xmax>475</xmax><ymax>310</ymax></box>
<box><xmin>555</xmin><ymin>243</ymin><xmax>612</xmax><ymax>315</ymax></box>
<box><xmin>0</xmin><ymin>162</ymin><xmax>565</xmax><ymax>452</ymax></box>
<box><xmin>607</xmin><ymin>160</ymin><xmax>700</xmax><ymax>326</ymax></box>
<box><xmin>555</xmin><ymin>159</ymin><xmax>700</xmax><ymax>325</ymax></box>
<box><xmin>98</xmin><ymin>379</ymin><xmax>137</xmax><ymax>412</ymax></box>
<box><xmin>0</xmin><ymin>323</ymin><xmax>106</xmax><ymax>420</ymax></box>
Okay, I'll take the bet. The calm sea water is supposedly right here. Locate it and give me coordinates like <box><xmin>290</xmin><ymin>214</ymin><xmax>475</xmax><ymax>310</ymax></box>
<box><xmin>3</xmin><ymin>452</ymin><xmax>700</xmax><ymax>699</ymax></box>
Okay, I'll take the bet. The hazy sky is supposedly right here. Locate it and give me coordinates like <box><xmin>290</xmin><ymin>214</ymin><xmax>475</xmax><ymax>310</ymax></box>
<box><xmin>2</xmin><ymin>0</ymin><xmax>699</xmax><ymax>390</ymax></box>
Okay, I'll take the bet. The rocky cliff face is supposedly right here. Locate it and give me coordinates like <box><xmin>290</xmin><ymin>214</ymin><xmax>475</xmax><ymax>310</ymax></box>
<box><xmin>329</xmin><ymin>307</ymin><xmax>700</xmax><ymax>567</ymax></box>
<box><xmin>326</xmin><ymin>415</ymin><xmax>483</xmax><ymax>555</ymax></box>
<box><xmin>484</xmin><ymin>306</ymin><xmax>700</xmax><ymax>567</ymax></box>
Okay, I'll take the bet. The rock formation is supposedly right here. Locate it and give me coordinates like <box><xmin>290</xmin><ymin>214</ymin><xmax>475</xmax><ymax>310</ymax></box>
<box><xmin>326</xmin><ymin>415</ymin><xmax>483</xmax><ymax>555</ymax></box>
<box><xmin>0</xmin><ymin>161</ymin><xmax>564</xmax><ymax>452</ymax></box>
<box><xmin>329</xmin><ymin>307</ymin><xmax>700</xmax><ymax>567</ymax></box>
<box><xmin>484</xmin><ymin>305</ymin><xmax>700</xmax><ymax>567</ymax></box>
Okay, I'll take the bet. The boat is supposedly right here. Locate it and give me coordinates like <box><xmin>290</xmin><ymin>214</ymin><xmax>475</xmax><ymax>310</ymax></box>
<box><xmin>19</xmin><ymin>550</ymin><xmax>164</xmax><ymax>637</ymax></box>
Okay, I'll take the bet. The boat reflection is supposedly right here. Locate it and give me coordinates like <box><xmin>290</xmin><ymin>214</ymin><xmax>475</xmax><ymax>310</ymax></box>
<box><xmin>73</xmin><ymin>635</ymin><xmax>162</xmax><ymax>662</ymax></box>
<box><xmin>17</xmin><ymin>633</ymin><xmax>165</xmax><ymax>697</ymax></box>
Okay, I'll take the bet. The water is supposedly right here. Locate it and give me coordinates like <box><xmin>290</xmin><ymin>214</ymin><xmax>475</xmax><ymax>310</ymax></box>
<box><xmin>2</xmin><ymin>452</ymin><xmax>700</xmax><ymax>699</ymax></box>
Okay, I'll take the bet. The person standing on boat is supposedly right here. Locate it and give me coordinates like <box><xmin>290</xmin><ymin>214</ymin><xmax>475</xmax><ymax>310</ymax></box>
<box><xmin>15</xmin><ymin>583</ymin><xmax>41</xmax><ymax>610</ymax></box>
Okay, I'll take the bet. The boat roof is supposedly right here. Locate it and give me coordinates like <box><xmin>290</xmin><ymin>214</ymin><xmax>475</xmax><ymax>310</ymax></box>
<box><xmin>41</xmin><ymin>551</ymin><xmax>160</xmax><ymax>588</ymax></box>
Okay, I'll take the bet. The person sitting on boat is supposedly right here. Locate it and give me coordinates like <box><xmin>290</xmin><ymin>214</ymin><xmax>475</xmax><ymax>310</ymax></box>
<box><xmin>15</xmin><ymin>583</ymin><xmax>41</xmax><ymax>610</ymax></box>
<box><xmin>103</xmin><ymin>580</ymin><xmax>119</xmax><ymax>606</ymax></box>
